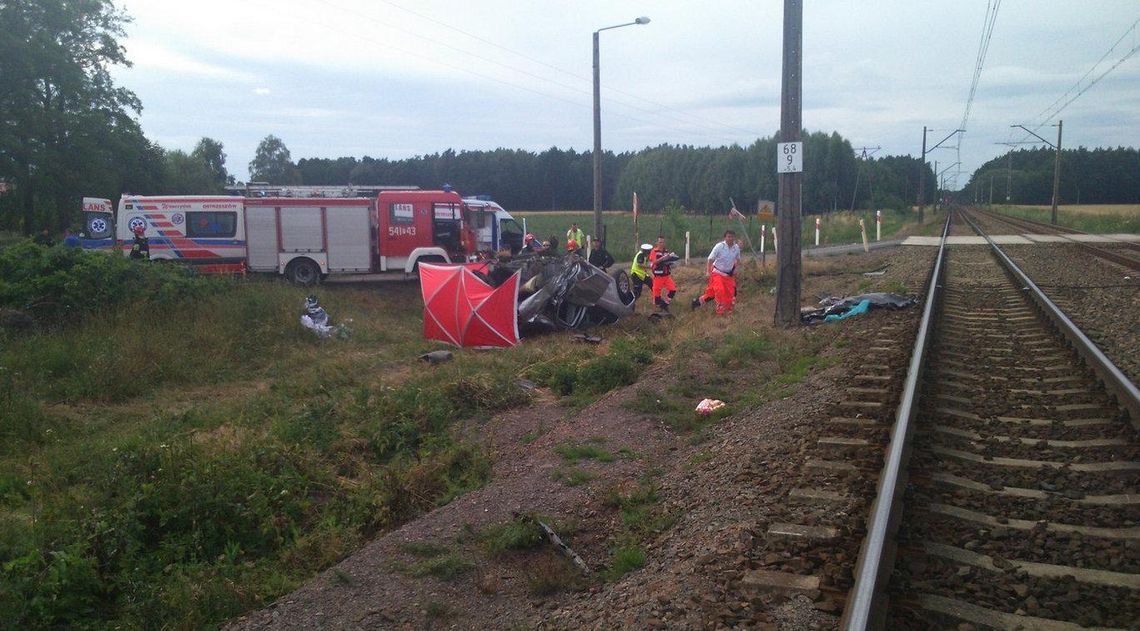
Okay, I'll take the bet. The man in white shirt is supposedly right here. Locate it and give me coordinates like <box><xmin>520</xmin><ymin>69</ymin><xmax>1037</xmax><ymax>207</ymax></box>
<box><xmin>692</xmin><ymin>230</ymin><xmax>741</xmax><ymax>315</ymax></box>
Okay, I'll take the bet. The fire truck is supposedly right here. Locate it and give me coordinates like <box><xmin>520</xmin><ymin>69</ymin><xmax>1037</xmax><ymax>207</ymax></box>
<box><xmin>80</xmin><ymin>186</ymin><xmax>525</xmax><ymax>284</ymax></box>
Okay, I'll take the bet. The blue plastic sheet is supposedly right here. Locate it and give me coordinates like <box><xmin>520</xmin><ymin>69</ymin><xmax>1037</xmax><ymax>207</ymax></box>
<box><xmin>824</xmin><ymin>299</ymin><xmax>871</xmax><ymax>321</ymax></box>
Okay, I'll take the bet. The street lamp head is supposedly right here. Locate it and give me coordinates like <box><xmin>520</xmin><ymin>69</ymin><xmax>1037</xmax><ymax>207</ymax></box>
<box><xmin>635</xmin><ymin>16</ymin><xmax>651</xmax><ymax>24</ymax></box>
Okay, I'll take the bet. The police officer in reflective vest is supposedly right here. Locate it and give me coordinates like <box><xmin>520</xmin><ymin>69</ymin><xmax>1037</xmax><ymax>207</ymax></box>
<box><xmin>630</xmin><ymin>243</ymin><xmax>653</xmax><ymax>299</ymax></box>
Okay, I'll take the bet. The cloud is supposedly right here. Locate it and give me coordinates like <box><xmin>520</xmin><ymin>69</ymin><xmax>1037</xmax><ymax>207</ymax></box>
<box><xmin>125</xmin><ymin>40</ymin><xmax>257</xmax><ymax>82</ymax></box>
<box><xmin>253</xmin><ymin>87</ymin><xmax>272</xmax><ymax>95</ymax></box>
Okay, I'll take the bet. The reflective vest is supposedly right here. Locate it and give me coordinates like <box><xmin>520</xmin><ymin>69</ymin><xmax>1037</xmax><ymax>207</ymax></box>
<box><xmin>630</xmin><ymin>250</ymin><xmax>650</xmax><ymax>280</ymax></box>
<box><xmin>649</xmin><ymin>248</ymin><xmax>672</xmax><ymax>276</ymax></box>
<box><xmin>567</xmin><ymin>228</ymin><xmax>584</xmax><ymax>248</ymax></box>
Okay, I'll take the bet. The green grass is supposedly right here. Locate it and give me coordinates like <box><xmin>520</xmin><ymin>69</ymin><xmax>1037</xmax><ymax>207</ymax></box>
<box><xmin>991</xmin><ymin>205</ymin><xmax>1140</xmax><ymax>233</ymax></box>
<box><xmin>0</xmin><ymin>274</ymin><xmax>551</xmax><ymax>628</ymax></box>
<box><xmin>478</xmin><ymin>514</ymin><xmax>547</xmax><ymax>556</ymax></box>
<box><xmin>404</xmin><ymin>552</ymin><xmax>474</xmax><ymax>581</ymax></box>
<box><xmin>604</xmin><ymin>545</ymin><xmax>647</xmax><ymax>580</ymax></box>
<box><xmin>514</xmin><ymin>206</ymin><xmax>927</xmax><ymax>258</ymax></box>
<box><xmin>526</xmin><ymin>335</ymin><xmax>654</xmax><ymax>401</ymax></box>
<box><xmin>552</xmin><ymin>468</ymin><xmax>597</xmax><ymax>487</ymax></box>
<box><xmin>399</xmin><ymin>541</ymin><xmax>451</xmax><ymax>558</ymax></box>
<box><xmin>554</xmin><ymin>442</ymin><xmax>615</xmax><ymax>464</ymax></box>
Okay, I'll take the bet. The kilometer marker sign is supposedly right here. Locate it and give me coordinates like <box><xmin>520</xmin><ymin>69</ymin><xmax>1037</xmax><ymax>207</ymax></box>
<box><xmin>777</xmin><ymin>141</ymin><xmax>803</xmax><ymax>173</ymax></box>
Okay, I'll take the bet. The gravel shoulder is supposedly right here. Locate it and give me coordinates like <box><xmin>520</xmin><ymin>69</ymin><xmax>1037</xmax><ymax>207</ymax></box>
<box><xmin>1002</xmin><ymin>243</ymin><xmax>1140</xmax><ymax>386</ymax></box>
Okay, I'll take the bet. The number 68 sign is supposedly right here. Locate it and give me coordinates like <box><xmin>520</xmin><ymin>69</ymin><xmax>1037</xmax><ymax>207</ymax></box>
<box><xmin>777</xmin><ymin>142</ymin><xmax>803</xmax><ymax>173</ymax></box>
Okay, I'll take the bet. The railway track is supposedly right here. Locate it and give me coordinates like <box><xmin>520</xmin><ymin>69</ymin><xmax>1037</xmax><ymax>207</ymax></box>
<box><xmin>837</xmin><ymin>210</ymin><xmax>1140</xmax><ymax>629</ymax></box>
<box><xmin>745</xmin><ymin>211</ymin><xmax>1138</xmax><ymax>628</ymax></box>
<box><xmin>967</xmin><ymin>207</ymin><xmax>1140</xmax><ymax>272</ymax></box>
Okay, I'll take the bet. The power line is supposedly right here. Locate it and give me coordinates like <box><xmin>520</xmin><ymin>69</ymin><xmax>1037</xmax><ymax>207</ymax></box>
<box><xmin>1031</xmin><ymin>17</ymin><xmax>1140</xmax><ymax>129</ymax></box>
<box><xmin>246</xmin><ymin>0</ymin><xmax>750</xmax><ymax>145</ymax></box>
<box><xmin>1010</xmin><ymin>15</ymin><xmax>1140</xmax><ymax>150</ymax></box>
<box><xmin>320</xmin><ymin>0</ymin><xmax>768</xmax><ymax>139</ymax></box>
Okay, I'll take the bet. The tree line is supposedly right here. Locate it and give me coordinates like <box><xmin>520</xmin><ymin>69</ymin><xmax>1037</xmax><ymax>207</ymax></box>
<box><xmin>964</xmin><ymin>146</ymin><xmax>1140</xmax><ymax>205</ymax></box>
<box><xmin>287</xmin><ymin>133</ymin><xmax>932</xmax><ymax>216</ymax></box>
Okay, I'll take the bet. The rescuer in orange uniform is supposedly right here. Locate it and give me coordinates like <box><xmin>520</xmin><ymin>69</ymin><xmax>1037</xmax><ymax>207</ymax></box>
<box><xmin>693</xmin><ymin>230</ymin><xmax>742</xmax><ymax>315</ymax></box>
<box><xmin>649</xmin><ymin>236</ymin><xmax>678</xmax><ymax>312</ymax></box>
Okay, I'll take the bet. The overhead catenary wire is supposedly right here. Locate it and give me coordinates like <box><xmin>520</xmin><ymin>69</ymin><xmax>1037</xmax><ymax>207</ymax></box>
<box><xmin>1011</xmin><ymin>16</ymin><xmax>1140</xmax><ymax>147</ymax></box>
<box><xmin>950</xmin><ymin>0</ymin><xmax>1001</xmax><ymax>189</ymax></box>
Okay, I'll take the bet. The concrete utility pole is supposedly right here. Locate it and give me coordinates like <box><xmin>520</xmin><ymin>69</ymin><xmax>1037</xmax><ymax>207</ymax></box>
<box><xmin>932</xmin><ymin>160</ymin><xmax>938</xmax><ymax>212</ymax></box>
<box><xmin>1006</xmin><ymin>150</ymin><xmax>1013</xmax><ymax>202</ymax></box>
<box><xmin>1010</xmin><ymin>121</ymin><xmax>1063</xmax><ymax>224</ymax></box>
<box><xmin>917</xmin><ymin>127</ymin><xmax>964</xmax><ymax>221</ymax></box>
<box><xmin>1051</xmin><ymin>120</ymin><xmax>1063</xmax><ymax>225</ymax></box>
<box><xmin>917</xmin><ymin>127</ymin><xmax>928</xmax><ymax>223</ymax></box>
<box><xmin>774</xmin><ymin>0</ymin><xmax>803</xmax><ymax>328</ymax></box>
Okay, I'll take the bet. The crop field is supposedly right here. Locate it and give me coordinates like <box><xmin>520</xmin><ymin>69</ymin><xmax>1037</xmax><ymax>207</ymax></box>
<box><xmin>992</xmin><ymin>204</ymin><xmax>1140</xmax><ymax>233</ymax></box>
<box><xmin>514</xmin><ymin>207</ymin><xmax>943</xmax><ymax>258</ymax></box>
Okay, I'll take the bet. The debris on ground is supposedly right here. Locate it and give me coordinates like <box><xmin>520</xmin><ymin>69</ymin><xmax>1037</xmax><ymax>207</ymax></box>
<box><xmin>418</xmin><ymin>350</ymin><xmax>454</xmax><ymax>365</ymax></box>
<box><xmin>300</xmin><ymin>295</ymin><xmax>350</xmax><ymax>338</ymax></box>
<box><xmin>695</xmin><ymin>398</ymin><xmax>726</xmax><ymax>415</ymax></box>
<box><xmin>801</xmin><ymin>292</ymin><xmax>917</xmax><ymax>325</ymax></box>
<box><xmin>537</xmin><ymin>519</ymin><xmax>591</xmax><ymax>575</ymax></box>
<box><xmin>572</xmin><ymin>334</ymin><xmax>603</xmax><ymax>344</ymax></box>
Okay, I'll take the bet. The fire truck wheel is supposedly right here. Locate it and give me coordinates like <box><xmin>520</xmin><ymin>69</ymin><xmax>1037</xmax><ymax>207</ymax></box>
<box><xmin>287</xmin><ymin>258</ymin><xmax>321</xmax><ymax>286</ymax></box>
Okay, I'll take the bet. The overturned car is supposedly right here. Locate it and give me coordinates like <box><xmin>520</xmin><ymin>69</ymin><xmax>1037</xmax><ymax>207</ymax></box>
<box><xmin>418</xmin><ymin>254</ymin><xmax>638</xmax><ymax>348</ymax></box>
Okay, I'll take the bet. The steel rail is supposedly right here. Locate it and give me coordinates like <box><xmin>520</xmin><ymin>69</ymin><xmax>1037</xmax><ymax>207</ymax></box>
<box><xmin>841</xmin><ymin>214</ymin><xmax>952</xmax><ymax>630</ymax></box>
<box><xmin>962</xmin><ymin>212</ymin><xmax>1140</xmax><ymax>429</ymax></box>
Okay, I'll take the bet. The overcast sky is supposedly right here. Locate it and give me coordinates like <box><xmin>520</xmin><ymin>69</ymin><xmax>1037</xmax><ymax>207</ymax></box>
<box><xmin>112</xmin><ymin>0</ymin><xmax>1140</xmax><ymax>192</ymax></box>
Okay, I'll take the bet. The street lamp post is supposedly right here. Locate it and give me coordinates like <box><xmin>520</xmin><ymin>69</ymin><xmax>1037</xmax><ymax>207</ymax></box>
<box><xmin>593</xmin><ymin>17</ymin><xmax>649</xmax><ymax>242</ymax></box>
<box><xmin>1010</xmin><ymin>121</ymin><xmax>1063</xmax><ymax>224</ymax></box>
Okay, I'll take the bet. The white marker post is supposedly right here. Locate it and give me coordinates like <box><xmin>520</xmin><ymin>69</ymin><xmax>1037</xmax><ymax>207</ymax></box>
<box><xmin>586</xmin><ymin>234</ymin><xmax>592</xmax><ymax>259</ymax></box>
<box><xmin>760</xmin><ymin>224</ymin><xmax>767</xmax><ymax>265</ymax></box>
<box><xmin>685</xmin><ymin>231</ymin><xmax>691</xmax><ymax>264</ymax></box>
<box><xmin>875</xmin><ymin>210</ymin><xmax>881</xmax><ymax>241</ymax></box>
<box><xmin>859</xmin><ymin>218</ymin><xmax>870</xmax><ymax>252</ymax></box>
<box><xmin>814</xmin><ymin>216</ymin><xmax>821</xmax><ymax>246</ymax></box>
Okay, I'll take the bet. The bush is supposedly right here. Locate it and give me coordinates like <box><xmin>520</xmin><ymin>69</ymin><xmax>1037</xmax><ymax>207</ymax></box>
<box><xmin>526</xmin><ymin>335</ymin><xmax>653</xmax><ymax>398</ymax></box>
<box><xmin>479</xmin><ymin>514</ymin><xmax>547</xmax><ymax>556</ymax></box>
<box><xmin>605</xmin><ymin>545</ymin><xmax>646</xmax><ymax>580</ymax></box>
<box><xmin>0</xmin><ymin>242</ymin><xmax>214</xmax><ymax>326</ymax></box>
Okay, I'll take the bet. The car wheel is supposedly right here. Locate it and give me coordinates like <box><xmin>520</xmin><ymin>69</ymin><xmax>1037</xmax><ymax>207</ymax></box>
<box><xmin>287</xmin><ymin>258</ymin><xmax>320</xmax><ymax>285</ymax></box>
<box><xmin>612</xmin><ymin>269</ymin><xmax>635</xmax><ymax>305</ymax></box>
